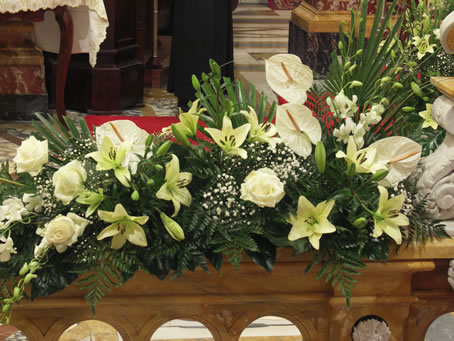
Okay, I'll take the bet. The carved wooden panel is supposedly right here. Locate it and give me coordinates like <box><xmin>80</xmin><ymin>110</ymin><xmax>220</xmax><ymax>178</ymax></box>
<box><xmin>8</xmin><ymin>240</ymin><xmax>454</xmax><ymax>341</ymax></box>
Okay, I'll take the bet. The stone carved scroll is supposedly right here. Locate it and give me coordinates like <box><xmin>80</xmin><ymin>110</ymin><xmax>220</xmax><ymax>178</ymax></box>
<box><xmin>417</xmin><ymin>12</ymin><xmax>454</xmax><ymax>232</ymax></box>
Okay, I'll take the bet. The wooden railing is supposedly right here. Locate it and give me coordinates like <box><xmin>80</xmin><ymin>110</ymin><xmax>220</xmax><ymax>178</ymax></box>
<box><xmin>9</xmin><ymin>239</ymin><xmax>454</xmax><ymax>340</ymax></box>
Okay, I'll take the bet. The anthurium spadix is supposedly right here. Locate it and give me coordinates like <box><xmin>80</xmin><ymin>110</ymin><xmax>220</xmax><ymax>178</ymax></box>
<box><xmin>265</xmin><ymin>54</ymin><xmax>313</xmax><ymax>104</ymax></box>
<box><xmin>97</xmin><ymin>204</ymin><xmax>148</xmax><ymax>249</ymax></box>
<box><xmin>156</xmin><ymin>155</ymin><xmax>192</xmax><ymax>217</ymax></box>
<box><xmin>205</xmin><ymin>115</ymin><xmax>251</xmax><ymax>159</ymax></box>
<box><xmin>373</xmin><ymin>186</ymin><xmax>409</xmax><ymax>245</ymax></box>
<box><xmin>241</xmin><ymin>106</ymin><xmax>277</xmax><ymax>146</ymax></box>
<box><xmin>86</xmin><ymin>136</ymin><xmax>132</xmax><ymax>187</ymax></box>
<box><xmin>288</xmin><ymin>196</ymin><xmax>336</xmax><ymax>250</ymax></box>
<box><xmin>369</xmin><ymin>137</ymin><xmax>422</xmax><ymax>187</ymax></box>
<box><xmin>276</xmin><ymin>103</ymin><xmax>321</xmax><ymax>158</ymax></box>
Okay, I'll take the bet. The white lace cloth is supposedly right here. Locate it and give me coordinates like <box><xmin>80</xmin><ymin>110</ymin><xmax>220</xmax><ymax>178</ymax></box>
<box><xmin>0</xmin><ymin>0</ymin><xmax>108</xmax><ymax>67</ymax></box>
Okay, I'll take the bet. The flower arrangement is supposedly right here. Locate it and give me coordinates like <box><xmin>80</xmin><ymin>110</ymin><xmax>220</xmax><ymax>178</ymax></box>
<box><xmin>0</xmin><ymin>0</ymin><xmax>452</xmax><ymax>322</ymax></box>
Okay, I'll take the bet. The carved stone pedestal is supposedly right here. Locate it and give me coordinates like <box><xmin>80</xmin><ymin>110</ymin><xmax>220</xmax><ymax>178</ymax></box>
<box><xmin>9</xmin><ymin>240</ymin><xmax>454</xmax><ymax>341</ymax></box>
<box><xmin>0</xmin><ymin>21</ymin><xmax>47</xmax><ymax>119</ymax></box>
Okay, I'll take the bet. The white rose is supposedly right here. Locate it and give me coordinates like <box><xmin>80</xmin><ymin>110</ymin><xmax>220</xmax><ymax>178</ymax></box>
<box><xmin>35</xmin><ymin>213</ymin><xmax>90</xmax><ymax>256</ymax></box>
<box><xmin>0</xmin><ymin>237</ymin><xmax>16</xmax><ymax>262</ymax></box>
<box><xmin>52</xmin><ymin>160</ymin><xmax>87</xmax><ymax>205</ymax></box>
<box><xmin>241</xmin><ymin>168</ymin><xmax>285</xmax><ymax>208</ymax></box>
<box><xmin>13</xmin><ymin>136</ymin><xmax>48</xmax><ymax>176</ymax></box>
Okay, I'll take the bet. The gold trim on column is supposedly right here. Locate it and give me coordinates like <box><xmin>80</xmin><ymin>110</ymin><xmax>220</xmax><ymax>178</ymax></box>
<box><xmin>291</xmin><ymin>1</ymin><xmax>376</xmax><ymax>36</ymax></box>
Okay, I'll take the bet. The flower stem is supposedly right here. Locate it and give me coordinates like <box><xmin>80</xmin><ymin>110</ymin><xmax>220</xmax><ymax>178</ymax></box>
<box><xmin>0</xmin><ymin>177</ymin><xmax>24</xmax><ymax>187</ymax></box>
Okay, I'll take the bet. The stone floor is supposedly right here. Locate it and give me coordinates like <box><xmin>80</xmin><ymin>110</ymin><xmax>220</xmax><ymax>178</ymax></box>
<box><xmin>1</xmin><ymin>3</ymin><xmax>454</xmax><ymax>341</ymax></box>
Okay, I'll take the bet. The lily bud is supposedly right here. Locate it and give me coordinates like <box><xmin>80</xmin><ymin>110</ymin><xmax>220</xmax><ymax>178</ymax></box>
<box><xmin>147</xmin><ymin>178</ymin><xmax>155</xmax><ymax>186</ymax></box>
<box><xmin>371</xmin><ymin>169</ymin><xmax>389</xmax><ymax>182</ymax></box>
<box><xmin>344</xmin><ymin>61</ymin><xmax>352</xmax><ymax>70</ymax></box>
<box><xmin>402</xmin><ymin>106</ymin><xmax>416</xmax><ymax>112</ymax></box>
<box><xmin>192</xmin><ymin>75</ymin><xmax>201</xmax><ymax>91</ymax></box>
<box><xmin>352</xmin><ymin>217</ymin><xmax>368</xmax><ymax>229</ymax></box>
<box><xmin>350</xmin><ymin>81</ymin><xmax>363</xmax><ymax>88</ymax></box>
<box><xmin>13</xmin><ymin>287</ymin><xmax>21</xmax><ymax>298</ymax></box>
<box><xmin>156</xmin><ymin>141</ymin><xmax>171</xmax><ymax>156</ymax></box>
<box><xmin>171</xmin><ymin>124</ymin><xmax>191</xmax><ymax>148</ymax></box>
<box><xmin>145</xmin><ymin>134</ymin><xmax>154</xmax><ymax>149</ymax></box>
<box><xmin>411</xmin><ymin>82</ymin><xmax>423</xmax><ymax>97</ymax></box>
<box><xmin>201</xmin><ymin>72</ymin><xmax>208</xmax><ymax>82</ymax></box>
<box><xmin>24</xmin><ymin>273</ymin><xmax>37</xmax><ymax>284</ymax></box>
<box><xmin>160</xmin><ymin>212</ymin><xmax>185</xmax><ymax>241</ymax></box>
<box><xmin>355</xmin><ymin>49</ymin><xmax>363</xmax><ymax>56</ymax></box>
<box><xmin>338</xmin><ymin>40</ymin><xmax>344</xmax><ymax>50</ymax></box>
<box><xmin>2</xmin><ymin>304</ymin><xmax>10</xmax><ymax>313</ymax></box>
<box><xmin>348</xmin><ymin>64</ymin><xmax>357</xmax><ymax>73</ymax></box>
<box><xmin>315</xmin><ymin>141</ymin><xmax>326</xmax><ymax>174</ymax></box>
<box><xmin>131</xmin><ymin>190</ymin><xmax>139</xmax><ymax>201</ymax></box>
<box><xmin>19</xmin><ymin>263</ymin><xmax>29</xmax><ymax>276</ymax></box>
<box><xmin>209</xmin><ymin>59</ymin><xmax>221</xmax><ymax>77</ymax></box>
<box><xmin>380</xmin><ymin>98</ymin><xmax>390</xmax><ymax>106</ymax></box>
<box><xmin>380</xmin><ymin>77</ymin><xmax>392</xmax><ymax>85</ymax></box>
<box><xmin>28</xmin><ymin>260</ymin><xmax>39</xmax><ymax>270</ymax></box>
<box><xmin>392</xmin><ymin>82</ymin><xmax>403</xmax><ymax>89</ymax></box>
<box><xmin>154</xmin><ymin>164</ymin><xmax>163</xmax><ymax>171</ymax></box>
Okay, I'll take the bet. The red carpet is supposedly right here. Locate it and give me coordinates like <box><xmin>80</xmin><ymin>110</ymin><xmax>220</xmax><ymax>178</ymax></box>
<box><xmin>85</xmin><ymin>115</ymin><xmax>179</xmax><ymax>134</ymax></box>
<box><xmin>268</xmin><ymin>0</ymin><xmax>301</xmax><ymax>10</ymax></box>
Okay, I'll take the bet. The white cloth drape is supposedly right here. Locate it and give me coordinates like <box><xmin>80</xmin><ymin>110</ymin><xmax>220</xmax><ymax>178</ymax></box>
<box><xmin>0</xmin><ymin>0</ymin><xmax>108</xmax><ymax>67</ymax></box>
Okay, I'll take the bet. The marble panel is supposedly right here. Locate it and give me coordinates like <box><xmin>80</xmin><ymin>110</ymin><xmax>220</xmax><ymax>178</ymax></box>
<box><xmin>288</xmin><ymin>21</ymin><xmax>337</xmax><ymax>76</ymax></box>
<box><xmin>0</xmin><ymin>65</ymin><xmax>46</xmax><ymax>95</ymax></box>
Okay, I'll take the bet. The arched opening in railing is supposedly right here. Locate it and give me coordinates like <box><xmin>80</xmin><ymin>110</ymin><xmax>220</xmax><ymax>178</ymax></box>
<box><xmin>150</xmin><ymin>319</ymin><xmax>215</xmax><ymax>340</ymax></box>
<box><xmin>0</xmin><ymin>324</ymin><xmax>28</xmax><ymax>340</ymax></box>
<box><xmin>239</xmin><ymin>316</ymin><xmax>303</xmax><ymax>340</ymax></box>
<box><xmin>425</xmin><ymin>312</ymin><xmax>454</xmax><ymax>340</ymax></box>
<box><xmin>58</xmin><ymin>320</ymin><xmax>122</xmax><ymax>341</ymax></box>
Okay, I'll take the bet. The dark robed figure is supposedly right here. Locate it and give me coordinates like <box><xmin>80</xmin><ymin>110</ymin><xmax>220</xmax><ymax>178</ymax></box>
<box><xmin>167</xmin><ymin>0</ymin><xmax>234</xmax><ymax>107</ymax></box>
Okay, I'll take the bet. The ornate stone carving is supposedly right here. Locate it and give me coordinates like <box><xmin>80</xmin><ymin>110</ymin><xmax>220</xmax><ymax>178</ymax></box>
<box><xmin>449</xmin><ymin>259</ymin><xmax>454</xmax><ymax>290</ymax></box>
<box><xmin>352</xmin><ymin>318</ymin><xmax>391</xmax><ymax>341</ymax></box>
<box><xmin>417</xmin><ymin>11</ymin><xmax>454</xmax><ymax>236</ymax></box>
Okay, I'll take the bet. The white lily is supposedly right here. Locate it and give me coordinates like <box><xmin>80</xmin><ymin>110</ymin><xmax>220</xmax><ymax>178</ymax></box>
<box><xmin>336</xmin><ymin>137</ymin><xmax>387</xmax><ymax>174</ymax></box>
<box><xmin>156</xmin><ymin>155</ymin><xmax>192</xmax><ymax>217</ymax></box>
<box><xmin>95</xmin><ymin>120</ymin><xmax>149</xmax><ymax>175</ymax></box>
<box><xmin>205</xmin><ymin>115</ymin><xmax>251</xmax><ymax>159</ymax></box>
<box><xmin>97</xmin><ymin>204</ymin><xmax>148</xmax><ymax>249</ymax></box>
<box><xmin>276</xmin><ymin>103</ymin><xmax>321</xmax><ymax>158</ymax></box>
<box><xmin>265</xmin><ymin>54</ymin><xmax>313</xmax><ymax>104</ymax></box>
<box><xmin>288</xmin><ymin>196</ymin><xmax>336</xmax><ymax>250</ymax></box>
<box><xmin>86</xmin><ymin>136</ymin><xmax>132</xmax><ymax>187</ymax></box>
<box><xmin>241</xmin><ymin>106</ymin><xmax>277</xmax><ymax>146</ymax></box>
<box><xmin>373</xmin><ymin>186</ymin><xmax>409</xmax><ymax>244</ymax></box>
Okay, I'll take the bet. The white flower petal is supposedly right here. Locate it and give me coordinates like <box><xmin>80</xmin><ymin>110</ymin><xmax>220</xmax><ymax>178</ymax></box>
<box><xmin>265</xmin><ymin>54</ymin><xmax>313</xmax><ymax>104</ymax></box>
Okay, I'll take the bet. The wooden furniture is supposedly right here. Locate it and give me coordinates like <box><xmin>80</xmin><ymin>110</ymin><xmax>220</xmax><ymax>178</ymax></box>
<box><xmin>45</xmin><ymin>0</ymin><xmax>144</xmax><ymax>114</ymax></box>
<box><xmin>9</xmin><ymin>239</ymin><xmax>454</xmax><ymax>340</ymax></box>
<box><xmin>0</xmin><ymin>7</ymin><xmax>73</xmax><ymax>121</ymax></box>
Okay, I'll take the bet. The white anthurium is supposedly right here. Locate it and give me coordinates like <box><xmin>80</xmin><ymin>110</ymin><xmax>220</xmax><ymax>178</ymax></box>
<box><xmin>265</xmin><ymin>54</ymin><xmax>313</xmax><ymax>104</ymax></box>
<box><xmin>276</xmin><ymin>103</ymin><xmax>321</xmax><ymax>158</ymax></box>
<box><xmin>95</xmin><ymin>120</ymin><xmax>149</xmax><ymax>174</ymax></box>
<box><xmin>241</xmin><ymin>106</ymin><xmax>277</xmax><ymax>146</ymax></box>
<box><xmin>369</xmin><ymin>137</ymin><xmax>422</xmax><ymax>187</ymax></box>
<box><xmin>205</xmin><ymin>115</ymin><xmax>251</xmax><ymax>159</ymax></box>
